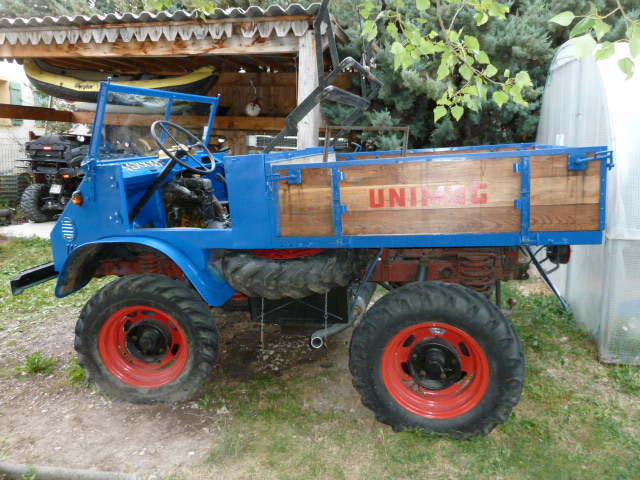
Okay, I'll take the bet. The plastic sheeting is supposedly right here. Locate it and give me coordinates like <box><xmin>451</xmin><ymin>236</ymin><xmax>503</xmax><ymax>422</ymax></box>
<box><xmin>537</xmin><ymin>41</ymin><xmax>640</xmax><ymax>364</ymax></box>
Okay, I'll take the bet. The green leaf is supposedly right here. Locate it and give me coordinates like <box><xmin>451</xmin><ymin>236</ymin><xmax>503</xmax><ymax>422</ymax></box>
<box><xmin>549</xmin><ymin>11</ymin><xmax>575</xmax><ymax>27</ymax></box>
<box><xmin>390</xmin><ymin>41</ymin><xmax>405</xmax><ymax>55</ymax></box>
<box><xmin>464</xmin><ymin>35</ymin><xmax>480</xmax><ymax>52</ymax></box>
<box><xmin>493</xmin><ymin>90</ymin><xmax>509</xmax><ymax>108</ymax></box>
<box><xmin>593</xmin><ymin>19</ymin><xmax>611</xmax><ymax>41</ymax></box>
<box><xmin>476</xmin><ymin>51</ymin><xmax>490</xmax><ymax>64</ymax></box>
<box><xmin>484</xmin><ymin>64</ymin><xmax>498</xmax><ymax>78</ymax></box>
<box><xmin>595</xmin><ymin>42</ymin><xmax>615</xmax><ymax>61</ymax></box>
<box><xmin>451</xmin><ymin>105</ymin><xmax>464</xmax><ymax>121</ymax></box>
<box><xmin>630</xmin><ymin>28</ymin><xmax>640</xmax><ymax>59</ymax></box>
<box><xmin>394</xmin><ymin>53</ymin><xmax>403</xmax><ymax>71</ymax></box>
<box><xmin>437</xmin><ymin>92</ymin><xmax>452</xmax><ymax>107</ymax></box>
<box><xmin>514</xmin><ymin>71</ymin><xmax>533</xmax><ymax>88</ymax></box>
<box><xmin>510</xmin><ymin>86</ymin><xmax>528</xmax><ymax>107</ymax></box>
<box><xmin>504</xmin><ymin>69</ymin><xmax>511</xmax><ymax>78</ymax></box>
<box><xmin>437</xmin><ymin>61</ymin><xmax>450</xmax><ymax>80</ymax></box>
<box><xmin>475</xmin><ymin>78</ymin><xmax>487</xmax><ymax>100</ymax></box>
<box><xmin>362</xmin><ymin>20</ymin><xmax>377</xmax><ymax>42</ymax></box>
<box><xmin>434</xmin><ymin>105</ymin><xmax>447</xmax><ymax>122</ymax></box>
<box><xmin>387</xmin><ymin>23</ymin><xmax>399</xmax><ymax>41</ymax></box>
<box><xmin>487</xmin><ymin>2</ymin><xmax>509</xmax><ymax>19</ymax></box>
<box><xmin>459</xmin><ymin>64</ymin><xmax>473</xmax><ymax>81</ymax></box>
<box><xmin>416</xmin><ymin>0</ymin><xmax>430</xmax><ymax>11</ymax></box>
<box><xmin>618</xmin><ymin>57</ymin><xmax>635</xmax><ymax>80</ymax></box>
<box><xmin>449</xmin><ymin>30</ymin><xmax>460</xmax><ymax>43</ymax></box>
<box><xmin>570</xmin><ymin>17</ymin><xmax>595</xmax><ymax>38</ymax></box>
<box><xmin>573</xmin><ymin>34</ymin><xmax>597</xmax><ymax>60</ymax></box>
<box><xmin>417</xmin><ymin>38</ymin><xmax>435</xmax><ymax>55</ymax></box>
<box><xmin>474</xmin><ymin>12</ymin><xmax>488</xmax><ymax>26</ymax></box>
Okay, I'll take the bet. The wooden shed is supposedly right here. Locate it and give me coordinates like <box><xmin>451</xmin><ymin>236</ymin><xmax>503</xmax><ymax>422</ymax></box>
<box><xmin>0</xmin><ymin>3</ymin><xmax>347</xmax><ymax>155</ymax></box>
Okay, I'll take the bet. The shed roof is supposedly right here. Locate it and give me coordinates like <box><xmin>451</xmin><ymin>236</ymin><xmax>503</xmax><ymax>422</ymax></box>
<box><xmin>0</xmin><ymin>2</ymin><xmax>340</xmax><ymax>73</ymax></box>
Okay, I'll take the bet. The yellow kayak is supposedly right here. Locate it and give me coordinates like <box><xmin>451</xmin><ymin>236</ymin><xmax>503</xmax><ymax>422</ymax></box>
<box><xmin>24</xmin><ymin>59</ymin><xmax>219</xmax><ymax>102</ymax></box>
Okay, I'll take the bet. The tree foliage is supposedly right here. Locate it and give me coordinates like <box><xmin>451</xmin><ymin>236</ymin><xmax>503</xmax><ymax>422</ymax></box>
<box><xmin>0</xmin><ymin>0</ymin><xmax>94</xmax><ymax>18</ymax></box>
<box><xmin>550</xmin><ymin>1</ymin><xmax>640</xmax><ymax>79</ymax></box>
<box><xmin>324</xmin><ymin>0</ymin><xmax>638</xmax><ymax>149</ymax></box>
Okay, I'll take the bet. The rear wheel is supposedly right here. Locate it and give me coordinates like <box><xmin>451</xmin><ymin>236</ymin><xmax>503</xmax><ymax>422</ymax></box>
<box><xmin>21</xmin><ymin>184</ymin><xmax>54</xmax><ymax>223</ymax></box>
<box><xmin>75</xmin><ymin>274</ymin><xmax>218</xmax><ymax>403</ymax></box>
<box><xmin>349</xmin><ymin>281</ymin><xmax>524</xmax><ymax>436</ymax></box>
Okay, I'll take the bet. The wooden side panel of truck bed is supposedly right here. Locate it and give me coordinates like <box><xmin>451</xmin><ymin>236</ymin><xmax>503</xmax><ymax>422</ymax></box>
<box><xmin>277</xmin><ymin>150</ymin><xmax>602</xmax><ymax>237</ymax></box>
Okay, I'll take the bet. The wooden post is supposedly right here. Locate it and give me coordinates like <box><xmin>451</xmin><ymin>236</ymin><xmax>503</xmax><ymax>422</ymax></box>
<box><xmin>297</xmin><ymin>30</ymin><xmax>321</xmax><ymax>149</ymax></box>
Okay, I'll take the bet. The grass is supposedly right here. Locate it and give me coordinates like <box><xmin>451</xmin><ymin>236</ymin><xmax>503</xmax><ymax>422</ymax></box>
<box><xmin>190</xmin><ymin>284</ymin><xmax>639</xmax><ymax>480</ymax></box>
<box><xmin>0</xmin><ymin>235</ymin><xmax>110</xmax><ymax>334</ymax></box>
<box><xmin>1</xmin><ymin>237</ymin><xmax>638</xmax><ymax>479</ymax></box>
<box><xmin>17</xmin><ymin>350</ymin><xmax>57</xmax><ymax>375</ymax></box>
<box><xmin>19</xmin><ymin>466</ymin><xmax>37</xmax><ymax>480</ymax></box>
<box><xmin>67</xmin><ymin>357</ymin><xmax>88</xmax><ymax>386</ymax></box>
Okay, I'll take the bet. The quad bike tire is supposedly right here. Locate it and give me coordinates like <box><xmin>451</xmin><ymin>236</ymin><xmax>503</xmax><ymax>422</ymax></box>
<box><xmin>75</xmin><ymin>274</ymin><xmax>218</xmax><ymax>404</ymax></box>
<box><xmin>221</xmin><ymin>249</ymin><xmax>368</xmax><ymax>300</ymax></box>
<box><xmin>349</xmin><ymin>281</ymin><xmax>525</xmax><ymax>437</ymax></box>
<box><xmin>21</xmin><ymin>183</ymin><xmax>54</xmax><ymax>223</ymax></box>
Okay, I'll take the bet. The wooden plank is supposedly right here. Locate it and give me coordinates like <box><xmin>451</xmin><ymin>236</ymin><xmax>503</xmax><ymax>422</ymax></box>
<box><xmin>279</xmin><ymin>167</ymin><xmax>334</xmax><ymax>237</ymax></box>
<box><xmin>338</xmin><ymin>147</ymin><xmax>521</xmax><ymax>161</ymax></box>
<box><xmin>531</xmin><ymin>204</ymin><xmax>600</xmax><ymax>232</ymax></box>
<box><xmin>530</xmin><ymin>154</ymin><xmax>601</xmax><ymax>178</ymax></box>
<box><xmin>531</xmin><ymin>175</ymin><xmax>600</xmax><ymax>206</ymax></box>
<box><xmin>340</xmin><ymin>157</ymin><xmax>520</xmax><ymax>186</ymax></box>
<box><xmin>0</xmin><ymin>34</ymin><xmax>301</xmax><ymax>58</ymax></box>
<box><xmin>342</xmin><ymin>180</ymin><xmax>519</xmax><ymax>211</ymax></box>
<box><xmin>70</xmin><ymin>112</ymin><xmax>286</xmax><ymax>131</ymax></box>
<box><xmin>0</xmin><ymin>103</ymin><xmax>73</xmax><ymax>122</ymax></box>
<box><xmin>281</xmin><ymin>211</ymin><xmax>335</xmax><ymax>237</ymax></box>
<box><xmin>343</xmin><ymin>207</ymin><xmax>521</xmax><ymax>235</ymax></box>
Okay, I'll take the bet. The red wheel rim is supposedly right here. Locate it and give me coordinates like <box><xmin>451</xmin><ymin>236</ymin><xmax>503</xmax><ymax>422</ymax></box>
<box><xmin>382</xmin><ymin>323</ymin><xmax>490</xmax><ymax>419</ymax></box>
<box><xmin>250</xmin><ymin>248</ymin><xmax>326</xmax><ymax>259</ymax></box>
<box><xmin>230</xmin><ymin>292</ymin><xmax>249</xmax><ymax>301</ymax></box>
<box><xmin>99</xmin><ymin>306</ymin><xmax>189</xmax><ymax>388</ymax></box>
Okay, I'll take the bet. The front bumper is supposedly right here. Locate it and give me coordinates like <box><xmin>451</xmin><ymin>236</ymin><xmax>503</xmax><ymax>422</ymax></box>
<box><xmin>10</xmin><ymin>263</ymin><xmax>58</xmax><ymax>295</ymax></box>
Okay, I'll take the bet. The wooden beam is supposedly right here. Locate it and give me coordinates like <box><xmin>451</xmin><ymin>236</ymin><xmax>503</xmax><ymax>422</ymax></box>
<box><xmin>0</xmin><ymin>103</ymin><xmax>73</xmax><ymax>122</ymax></box>
<box><xmin>297</xmin><ymin>30</ymin><xmax>321</xmax><ymax>149</ymax></box>
<box><xmin>70</xmin><ymin>111</ymin><xmax>285</xmax><ymax>131</ymax></box>
<box><xmin>0</xmin><ymin>35</ymin><xmax>301</xmax><ymax>58</ymax></box>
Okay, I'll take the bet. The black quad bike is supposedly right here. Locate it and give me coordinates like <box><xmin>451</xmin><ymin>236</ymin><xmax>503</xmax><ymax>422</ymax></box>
<box><xmin>18</xmin><ymin>134</ymin><xmax>90</xmax><ymax>222</ymax></box>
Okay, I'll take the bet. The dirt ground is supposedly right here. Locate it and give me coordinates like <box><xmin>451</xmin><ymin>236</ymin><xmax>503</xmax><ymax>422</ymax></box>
<box><xmin>0</xmin><ymin>304</ymin><xmax>348</xmax><ymax>478</ymax></box>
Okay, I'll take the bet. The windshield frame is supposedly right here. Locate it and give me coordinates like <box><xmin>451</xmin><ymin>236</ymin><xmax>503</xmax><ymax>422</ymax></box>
<box><xmin>88</xmin><ymin>80</ymin><xmax>220</xmax><ymax>162</ymax></box>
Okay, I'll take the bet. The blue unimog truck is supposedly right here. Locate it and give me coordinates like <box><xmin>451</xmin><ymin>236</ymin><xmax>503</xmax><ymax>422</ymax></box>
<box><xmin>11</xmin><ymin>35</ymin><xmax>612</xmax><ymax>436</ymax></box>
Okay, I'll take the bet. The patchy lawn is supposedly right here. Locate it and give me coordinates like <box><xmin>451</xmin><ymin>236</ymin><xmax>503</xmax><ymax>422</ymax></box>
<box><xmin>1</xmin><ymin>236</ymin><xmax>638</xmax><ymax>479</ymax></box>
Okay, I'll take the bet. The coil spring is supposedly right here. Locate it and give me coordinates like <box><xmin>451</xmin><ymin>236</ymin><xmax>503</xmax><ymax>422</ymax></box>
<box><xmin>139</xmin><ymin>253</ymin><xmax>161</xmax><ymax>274</ymax></box>
<box><xmin>458</xmin><ymin>253</ymin><xmax>496</xmax><ymax>298</ymax></box>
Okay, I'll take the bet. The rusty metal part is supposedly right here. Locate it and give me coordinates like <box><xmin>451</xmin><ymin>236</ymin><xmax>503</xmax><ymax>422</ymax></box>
<box><xmin>457</xmin><ymin>252</ymin><xmax>497</xmax><ymax>297</ymax></box>
<box><xmin>369</xmin><ymin>247</ymin><xmax>528</xmax><ymax>298</ymax></box>
<box><xmin>95</xmin><ymin>253</ymin><xmax>184</xmax><ymax>280</ymax></box>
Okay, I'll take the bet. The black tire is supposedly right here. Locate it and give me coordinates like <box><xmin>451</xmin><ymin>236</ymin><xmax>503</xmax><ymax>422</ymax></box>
<box><xmin>74</xmin><ymin>274</ymin><xmax>218</xmax><ymax>403</ymax></box>
<box><xmin>349</xmin><ymin>281</ymin><xmax>525</xmax><ymax>437</ymax></box>
<box><xmin>221</xmin><ymin>249</ymin><xmax>368</xmax><ymax>299</ymax></box>
<box><xmin>20</xmin><ymin>184</ymin><xmax>54</xmax><ymax>223</ymax></box>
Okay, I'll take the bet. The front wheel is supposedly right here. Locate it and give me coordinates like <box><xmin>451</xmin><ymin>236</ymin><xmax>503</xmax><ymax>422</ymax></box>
<box><xmin>349</xmin><ymin>281</ymin><xmax>525</xmax><ymax>436</ymax></box>
<box><xmin>75</xmin><ymin>274</ymin><xmax>218</xmax><ymax>403</ymax></box>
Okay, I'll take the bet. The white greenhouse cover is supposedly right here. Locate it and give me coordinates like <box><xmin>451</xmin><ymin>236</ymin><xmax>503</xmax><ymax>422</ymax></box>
<box><xmin>537</xmin><ymin>40</ymin><xmax>640</xmax><ymax>364</ymax></box>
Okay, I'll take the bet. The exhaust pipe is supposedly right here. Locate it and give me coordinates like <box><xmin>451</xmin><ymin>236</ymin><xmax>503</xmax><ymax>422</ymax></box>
<box><xmin>309</xmin><ymin>282</ymin><xmax>377</xmax><ymax>349</ymax></box>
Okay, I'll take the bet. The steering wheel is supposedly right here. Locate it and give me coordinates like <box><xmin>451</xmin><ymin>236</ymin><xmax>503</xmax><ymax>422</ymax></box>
<box><xmin>150</xmin><ymin>120</ymin><xmax>216</xmax><ymax>175</ymax></box>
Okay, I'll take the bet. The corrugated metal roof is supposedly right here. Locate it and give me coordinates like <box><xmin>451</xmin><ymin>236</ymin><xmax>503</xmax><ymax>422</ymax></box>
<box><xmin>0</xmin><ymin>3</ymin><xmax>321</xmax><ymax>28</ymax></box>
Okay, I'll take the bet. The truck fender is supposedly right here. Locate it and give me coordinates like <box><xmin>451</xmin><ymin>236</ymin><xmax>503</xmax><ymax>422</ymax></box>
<box><xmin>55</xmin><ymin>237</ymin><xmax>236</xmax><ymax>307</ymax></box>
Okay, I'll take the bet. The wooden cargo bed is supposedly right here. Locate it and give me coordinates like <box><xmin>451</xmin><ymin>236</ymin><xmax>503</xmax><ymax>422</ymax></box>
<box><xmin>268</xmin><ymin>143</ymin><xmax>611</xmax><ymax>245</ymax></box>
